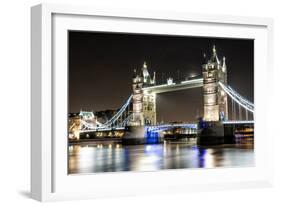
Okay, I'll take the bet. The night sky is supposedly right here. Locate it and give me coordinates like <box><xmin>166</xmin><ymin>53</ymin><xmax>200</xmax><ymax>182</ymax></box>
<box><xmin>68</xmin><ymin>31</ymin><xmax>254</xmax><ymax>123</ymax></box>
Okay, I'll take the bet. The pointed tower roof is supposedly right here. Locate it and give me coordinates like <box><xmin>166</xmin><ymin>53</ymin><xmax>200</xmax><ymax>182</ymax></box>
<box><xmin>222</xmin><ymin>56</ymin><xmax>227</xmax><ymax>72</ymax></box>
<box><xmin>142</xmin><ymin>61</ymin><xmax>151</xmax><ymax>83</ymax></box>
<box><xmin>152</xmin><ymin>71</ymin><xmax>156</xmax><ymax>84</ymax></box>
<box><xmin>209</xmin><ymin>45</ymin><xmax>220</xmax><ymax>64</ymax></box>
<box><xmin>203</xmin><ymin>53</ymin><xmax>208</xmax><ymax>64</ymax></box>
<box><xmin>143</xmin><ymin>61</ymin><xmax>147</xmax><ymax>69</ymax></box>
<box><xmin>132</xmin><ymin>68</ymin><xmax>137</xmax><ymax>78</ymax></box>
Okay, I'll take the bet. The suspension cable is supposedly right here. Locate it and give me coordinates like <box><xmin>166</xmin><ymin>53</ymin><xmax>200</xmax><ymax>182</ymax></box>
<box><xmin>219</xmin><ymin>81</ymin><xmax>254</xmax><ymax>113</ymax></box>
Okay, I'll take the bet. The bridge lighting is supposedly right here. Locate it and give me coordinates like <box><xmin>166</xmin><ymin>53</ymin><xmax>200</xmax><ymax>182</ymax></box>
<box><xmin>167</xmin><ymin>77</ymin><xmax>174</xmax><ymax>85</ymax></box>
<box><xmin>74</xmin><ymin>129</ymin><xmax>80</xmax><ymax>140</ymax></box>
<box><xmin>78</xmin><ymin>75</ymin><xmax>253</xmax><ymax>132</ymax></box>
<box><xmin>218</xmin><ymin>81</ymin><xmax>254</xmax><ymax>113</ymax></box>
<box><xmin>180</xmin><ymin>78</ymin><xmax>203</xmax><ymax>84</ymax></box>
<box><xmin>222</xmin><ymin>120</ymin><xmax>254</xmax><ymax>124</ymax></box>
<box><xmin>142</xmin><ymin>77</ymin><xmax>203</xmax><ymax>93</ymax></box>
<box><xmin>190</xmin><ymin>73</ymin><xmax>196</xmax><ymax>78</ymax></box>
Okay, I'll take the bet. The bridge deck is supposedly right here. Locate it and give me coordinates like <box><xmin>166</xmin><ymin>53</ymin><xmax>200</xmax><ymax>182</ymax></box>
<box><xmin>142</xmin><ymin>78</ymin><xmax>203</xmax><ymax>94</ymax></box>
<box><xmin>222</xmin><ymin>120</ymin><xmax>254</xmax><ymax>124</ymax></box>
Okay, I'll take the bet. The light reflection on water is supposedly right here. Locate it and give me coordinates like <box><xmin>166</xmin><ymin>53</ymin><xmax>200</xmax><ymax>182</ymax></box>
<box><xmin>68</xmin><ymin>141</ymin><xmax>254</xmax><ymax>174</ymax></box>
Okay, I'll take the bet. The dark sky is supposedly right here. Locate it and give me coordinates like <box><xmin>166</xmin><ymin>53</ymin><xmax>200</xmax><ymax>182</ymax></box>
<box><xmin>68</xmin><ymin>31</ymin><xmax>254</xmax><ymax>122</ymax></box>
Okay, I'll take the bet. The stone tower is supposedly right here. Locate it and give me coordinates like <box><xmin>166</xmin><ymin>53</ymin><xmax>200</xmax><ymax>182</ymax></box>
<box><xmin>142</xmin><ymin>62</ymin><xmax>156</xmax><ymax>125</ymax></box>
<box><xmin>131</xmin><ymin>62</ymin><xmax>156</xmax><ymax>126</ymax></box>
<box><xmin>202</xmin><ymin>46</ymin><xmax>228</xmax><ymax>121</ymax></box>
<box><xmin>131</xmin><ymin>68</ymin><xmax>144</xmax><ymax>126</ymax></box>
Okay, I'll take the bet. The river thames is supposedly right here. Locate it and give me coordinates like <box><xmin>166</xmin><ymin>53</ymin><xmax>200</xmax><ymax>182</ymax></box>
<box><xmin>68</xmin><ymin>140</ymin><xmax>254</xmax><ymax>174</ymax></box>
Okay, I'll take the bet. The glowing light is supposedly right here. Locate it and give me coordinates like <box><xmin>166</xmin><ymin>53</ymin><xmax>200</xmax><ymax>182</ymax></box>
<box><xmin>147</xmin><ymin>123</ymin><xmax>197</xmax><ymax>132</ymax></box>
<box><xmin>146</xmin><ymin>145</ymin><xmax>152</xmax><ymax>151</ymax></box>
<box><xmin>204</xmin><ymin>149</ymin><xmax>215</xmax><ymax>168</ymax></box>
<box><xmin>78</xmin><ymin>77</ymin><xmax>253</xmax><ymax>133</ymax></box>
<box><xmin>180</xmin><ymin>78</ymin><xmax>203</xmax><ymax>84</ymax></box>
<box><xmin>142</xmin><ymin>78</ymin><xmax>203</xmax><ymax>93</ymax></box>
<box><xmin>190</xmin><ymin>73</ymin><xmax>197</xmax><ymax>78</ymax></box>
<box><xmin>167</xmin><ymin>77</ymin><xmax>173</xmax><ymax>85</ymax></box>
<box><xmin>219</xmin><ymin>81</ymin><xmax>254</xmax><ymax>113</ymax></box>
<box><xmin>102</xmin><ymin>95</ymin><xmax>133</xmax><ymax>126</ymax></box>
<box><xmin>74</xmin><ymin>130</ymin><xmax>80</xmax><ymax>140</ymax></box>
<box><xmin>222</xmin><ymin>120</ymin><xmax>254</xmax><ymax>124</ymax></box>
<box><xmin>80</xmin><ymin>95</ymin><xmax>132</xmax><ymax>132</ymax></box>
<box><xmin>220</xmin><ymin>82</ymin><xmax>253</xmax><ymax>107</ymax></box>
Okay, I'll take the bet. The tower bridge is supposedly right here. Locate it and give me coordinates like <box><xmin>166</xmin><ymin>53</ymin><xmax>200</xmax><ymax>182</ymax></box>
<box><xmin>72</xmin><ymin>45</ymin><xmax>254</xmax><ymax>144</ymax></box>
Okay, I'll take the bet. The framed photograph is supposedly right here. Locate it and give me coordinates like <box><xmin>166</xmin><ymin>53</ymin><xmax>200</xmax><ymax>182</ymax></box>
<box><xmin>31</xmin><ymin>3</ymin><xmax>274</xmax><ymax>201</ymax></box>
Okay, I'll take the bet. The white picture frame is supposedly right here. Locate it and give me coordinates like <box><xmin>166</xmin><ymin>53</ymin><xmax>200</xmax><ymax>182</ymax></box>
<box><xmin>31</xmin><ymin>3</ymin><xmax>274</xmax><ymax>202</ymax></box>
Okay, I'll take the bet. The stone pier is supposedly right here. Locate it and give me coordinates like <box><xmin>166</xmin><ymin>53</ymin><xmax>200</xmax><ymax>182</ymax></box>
<box><xmin>197</xmin><ymin>121</ymin><xmax>225</xmax><ymax>145</ymax></box>
<box><xmin>122</xmin><ymin>126</ymin><xmax>146</xmax><ymax>145</ymax></box>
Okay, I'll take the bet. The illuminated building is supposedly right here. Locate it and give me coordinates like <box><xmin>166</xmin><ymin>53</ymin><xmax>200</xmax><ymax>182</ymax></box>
<box><xmin>131</xmin><ymin>62</ymin><xmax>156</xmax><ymax>126</ymax></box>
<box><xmin>202</xmin><ymin>45</ymin><xmax>228</xmax><ymax>121</ymax></box>
<box><xmin>68</xmin><ymin>113</ymin><xmax>81</xmax><ymax>139</ymax></box>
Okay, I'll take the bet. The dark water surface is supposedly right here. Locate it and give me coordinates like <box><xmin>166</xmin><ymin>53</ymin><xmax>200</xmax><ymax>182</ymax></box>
<box><xmin>68</xmin><ymin>140</ymin><xmax>254</xmax><ymax>174</ymax></box>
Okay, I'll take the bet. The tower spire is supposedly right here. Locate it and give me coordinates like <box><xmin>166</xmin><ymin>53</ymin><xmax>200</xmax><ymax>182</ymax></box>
<box><xmin>133</xmin><ymin>68</ymin><xmax>137</xmax><ymax>78</ymax></box>
<box><xmin>211</xmin><ymin>45</ymin><xmax>220</xmax><ymax>64</ymax></box>
<box><xmin>212</xmin><ymin>45</ymin><xmax>216</xmax><ymax>55</ymax></box>
<box><xmin>203</xmin><ymin>53</ymin><xmax>208</xmax><ymax>64</ymax></box>
<box><xmin>222</xmin><ymin>56</ymin><xmax>227</xmax><ymax>72</ymax></box>
<box><xmin>143</xmin><ymin>61</ymin><xmax>147</xmax><ymax>69</ymax></box>
<box><xmin>142</xmin><ymin>61</ymin><xmax>152</xmax><ymax>84</ymax></box>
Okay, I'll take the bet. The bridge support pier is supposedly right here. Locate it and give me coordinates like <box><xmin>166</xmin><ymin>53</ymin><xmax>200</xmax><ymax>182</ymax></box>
<box><xmin>122</xmin><ymin>126</ymin><xmax>146</xmax><ymax>145</ymax></box>
<box><xmin>223</xmin><ymin>124</ymin><xmax>236</xmax><ymax>144</ymax></box>
<box><xmin>197</xmin><ymin>121</ymin><xmax>252</xmax><ymax>145</ymax></box>
<box><xmin>197</xmin><ymin>121</ymin><xmax>225</xmax><ymax>145</ymax></box>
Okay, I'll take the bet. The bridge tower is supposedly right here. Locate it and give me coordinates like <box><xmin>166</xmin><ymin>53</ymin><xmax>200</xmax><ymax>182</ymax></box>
<box><xmin>131</xmin><ymin>68</ymin><xmax>144</xmax><ymax>126</ymax></box>
<box><xmin>131</xmin><ymin>62</ymin><xmax>156</xmax><ymax>126</ymax></box>
<box><xmin>202</xmin><ymin>46</ymin><xmax>228</xmax><ymax>121</ymax></box>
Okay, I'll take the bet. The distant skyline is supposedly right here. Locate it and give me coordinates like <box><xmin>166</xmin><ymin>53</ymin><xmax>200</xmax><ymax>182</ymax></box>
<box><xmin>68</xmin><ymin>31</ymin><xmax>254</xmax><ymax>122</ymax></box>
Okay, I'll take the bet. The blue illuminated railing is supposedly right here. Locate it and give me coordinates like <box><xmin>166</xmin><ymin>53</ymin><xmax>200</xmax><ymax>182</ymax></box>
<box><xmin>146</xmin><ymin>123</ymin><xmax>197</xmax><ymax>132</ymax></box>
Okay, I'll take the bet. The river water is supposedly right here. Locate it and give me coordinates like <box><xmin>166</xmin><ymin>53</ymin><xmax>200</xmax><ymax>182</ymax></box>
<box><xmin>68</xmin><ymin>140</ymin><xmax>254</xmax><ymax>174</ymax></box>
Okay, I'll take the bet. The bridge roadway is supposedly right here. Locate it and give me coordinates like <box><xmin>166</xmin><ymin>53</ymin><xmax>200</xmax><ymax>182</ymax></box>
<box><xmin>142</xmin><ymin>78</ymin><xmax>203</xmax><ymax>94</ymax></box>
<box><xmin>222</xmin><ymin>120</ymin><xmax>254</xmax><ymax>125</ymax></box>
<box><xmin>80</xmin><ymin>120</ymin><xmax>254</xmax><ymax>133</ymax></box>
<box><xmin>80</xmin><ymin>123</ymin><xmax>198</xmax><ymax>133</ymax></box>
<box><xmin>146</xmin><ymin>123</ymin><xmax>197</xmax><ymax>132</ymax></box>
